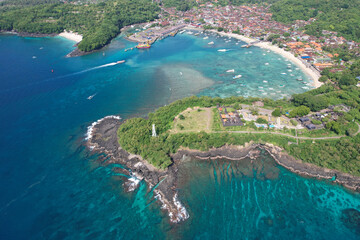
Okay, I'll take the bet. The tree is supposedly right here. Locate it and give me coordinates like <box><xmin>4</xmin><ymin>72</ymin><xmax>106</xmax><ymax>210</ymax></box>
<box><xmin>271</xmin><ymin>108</ymin><xmax>281</xmax><ymax>117</ymax></box>
<box><xmin>339</xmin><ymin>73</ymin><xmax>357</xmax><ymax>87</ymax></box>
<box><xmin>326</xmin><ymin>121</ymin><xmax>341</xmax><ymax>134</ymax></box>
<box><xmin>319</xmin><ymin>76</ymin><xmax>328</xmax><ymax>82</ymax></box>
<box><xmin>289</xmin><ymin>105</ymin><xmax>310</xmax><ymax>118</ymax></box>
<box><xmin>256</xmin><ymin>118</ymin><xmax>268</xmax><ymax>124</ymax></box>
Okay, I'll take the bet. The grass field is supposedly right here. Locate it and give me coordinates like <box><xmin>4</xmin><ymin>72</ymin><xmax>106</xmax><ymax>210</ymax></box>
<box><xmin>170</xmin><ymin>107</ymin><xmax>213</xmax><ymax>133</ymax></box>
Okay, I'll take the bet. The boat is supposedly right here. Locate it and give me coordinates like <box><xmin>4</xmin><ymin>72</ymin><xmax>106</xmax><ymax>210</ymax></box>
<box><xmin>281</xmin><ymin>72</ymin><xmax>287</xmax><ymax>75</ymax></box>
<box><xmin>263</xmin><ymin>80</ymin><xmax>268</xmax><ymax>83</ymax></box>
<box><xmin>187</xmin><ymin>31</ymin><xmax>193</xmax><ymax>35</ymax></box>
<box><xmin>233</xmin><ymin>75</ymin><xmax>242</xmax><ymax>79</ymax></box>
<box><xmin>87</xmin><ymin>93</ymin><xmax>97</xmax><ymax>100</ymax></box>
<box><xmin>218</xmin><ymin>49</ymin><xmax>228</xmax><ymax>52</ymax></box>
<box><xmin>226</xmin><ymin>69</ymin><xmax>235</xmax><ymax>73</ymax></box>
<box><xmin>265</xmin><ymin>63</ymin><xmax>269</xmax><ymax>65</ymax></box>
<box><xmin>179</xmin><ymin>30</ymin><xmax>186</xmax><ymax>34</ymax></box>
<box><xmin>208</xmin><ymin>41</ymin><xmax>214</xmax><ymax>45</ymax></box>
<box><xmin>136</xmin><ymin>43</ymin><xmax>151</xmax><ymax>49</ymax></box>
<box><xmin>297</xmin><ymin>78</ymin><xmax>303</xmax><ymax>81</ymax></box>
<box><xmin>241</xmin><ymin>44</ymin><xmax>249</xmax><ymax>48</ymax></box>
<box><xmin>116</xmin><ymin>60</ymin><xmax>125</xmax><ymax>64</ymax></box>
<box><xmin>194</xmin><ymin>32</ymin><xmax>199</xmax><ymax>36</ymax></box>
<box><xmin>203</xmin><ymin>36</ymin><xmax>209</xmax><ymax>39</ymax></box>
<box><xmin>279</xmin><ymin>85</ymin><xmax>285</xmax><ymax>87</ymax></box>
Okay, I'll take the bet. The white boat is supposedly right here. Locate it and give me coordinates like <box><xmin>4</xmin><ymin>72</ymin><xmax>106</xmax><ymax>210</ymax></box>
<box><xmin>263</xmin><ymin>80</ymin><xmax>268</xmax><ymax>83</ymax></box>
<box><xmin>302</xmin><ymin>86</ymin><xmax>309</xmax><ymax>89</ymax></box>
<box><xmin>265</xmin><ymin>63</ymin><xmax>269</xmax><ymax>65</ymax></box>
<box><xmin>179</xmin><ymin>72</ymin><xmax>183</xmax><ymax>76</ymax></box>
<box><xmin>208</xmin><ymin>41</ymin><xmax>214</xmax><ymax>45</ymax></box>
<box><xmin>203</xmin><ymin>36</ymin><xmax>209</xmax><ymax>39</ymax></box>
<box><xmin>87</xmin><ymin>93</ymin><xmax>97</xmax><ymax>100</ymax></box>
<box><xmin>281</xmin><ymin>72</ymin><xmax>287</xmax><ymax>75</ymax></box>
<box><xmin>226</xmin><ymin>69</ymin><xmax>235</xmax><ymax>73</ymax></box>
<box><xmin>179</xmin><ymin>30</ymin><xmax>186</xmax><ymax>34</ymax></box>
<box><xmin>296</xmin><ymin>78</ymin><xmax>303</xmax><ymax>81</ymax></box>
<box><xmin>233</xmin><ymin>75</ymin><xmax>242</xmax><ymax>79</ymax></box>
<box><xmin>194</xmin><ymin>32</ymin><xmax>199</xmax><ymax>36</ymax></box>
<box><xmin>218</xmin><ymin>49</ymin><xmax>228</xmax><ymax>52</ymax></box>
<box><xmin>187</xmin><ymin>31</ymin><xmax>193</xmax><ymax>35</ymax></box>
<box><xmin>116</xmin><ymin>60</ymin><xmax>125</xmax><ymax>64</ymax></box>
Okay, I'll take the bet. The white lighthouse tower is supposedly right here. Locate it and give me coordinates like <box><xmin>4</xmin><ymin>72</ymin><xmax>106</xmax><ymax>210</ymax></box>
<box><xmin>152</xmin><ymin>124</ymin><xmax>157</xmax><ymax>137</ymax></box>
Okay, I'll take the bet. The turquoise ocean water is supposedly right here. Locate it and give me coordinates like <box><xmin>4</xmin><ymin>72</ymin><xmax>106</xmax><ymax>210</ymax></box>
<box><xmin>0</xmin><ymin>31</ymin><xmax>359</xmax><ymax>239</ymax></box>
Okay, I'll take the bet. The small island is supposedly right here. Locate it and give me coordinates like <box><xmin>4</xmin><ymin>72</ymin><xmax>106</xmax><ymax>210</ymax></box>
<box><xmin>87</xmin><ymin>77</ymin><xmax>360</xmax><ymax>222</ymax></box>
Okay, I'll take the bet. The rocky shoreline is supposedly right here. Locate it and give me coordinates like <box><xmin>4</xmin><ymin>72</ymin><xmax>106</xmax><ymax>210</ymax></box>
<box><xmin>87</xmin><ymin>117</ymin><xmax>360</xmax><ymax>223</ymax></box>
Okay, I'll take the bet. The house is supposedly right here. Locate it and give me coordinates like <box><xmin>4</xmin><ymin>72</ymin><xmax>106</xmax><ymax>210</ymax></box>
<box><xmin>305</xmin><ymin>124</ymin><xmax>316</xmax><ymax>130</ymax></box>
<box><xmin>299</xmin><ymin>117</ymin><xmax>310</xmax><ymax>122</ymax></box>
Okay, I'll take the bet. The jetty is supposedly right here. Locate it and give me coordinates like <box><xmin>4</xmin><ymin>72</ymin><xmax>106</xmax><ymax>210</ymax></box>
<box><xmin>126</xmin><ymin>24</ymin><xmax>186</xmax><ymax>44</ymax></box>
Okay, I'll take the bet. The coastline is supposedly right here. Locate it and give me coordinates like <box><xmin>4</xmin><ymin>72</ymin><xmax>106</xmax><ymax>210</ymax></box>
<box><xmin>86</xmin><ymin>116</ymin><xmax>360</xmax><ymax>223</ymax></box>
<box><xmin>58</xmin><ymin>30</ymin><xmax>83</xmax><ymax>43</ymax></box>
<box><xmin>184</xmin><ymin>26</ymin><xmax>322</xmax><ymax>88</ymax></box>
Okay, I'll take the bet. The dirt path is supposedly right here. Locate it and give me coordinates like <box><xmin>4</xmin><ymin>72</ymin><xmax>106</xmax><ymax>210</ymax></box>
<box><xmin>205</xmin><ymin>108</ymin><xmax>212</xmax><ymax>132</ymax></box>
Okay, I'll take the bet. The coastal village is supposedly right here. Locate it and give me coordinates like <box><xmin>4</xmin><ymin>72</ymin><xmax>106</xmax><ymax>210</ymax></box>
<box><xmin>127</xmin><ymin>3</ymin><xmax>360</xmax><ymax>80</ymax></box>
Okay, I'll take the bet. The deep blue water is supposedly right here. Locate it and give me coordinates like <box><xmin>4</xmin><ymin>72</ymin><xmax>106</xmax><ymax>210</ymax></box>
<box><xmin>0</xmin><ymin>32</ymin><xmax>359</xmax><ymax>239</ymax></box>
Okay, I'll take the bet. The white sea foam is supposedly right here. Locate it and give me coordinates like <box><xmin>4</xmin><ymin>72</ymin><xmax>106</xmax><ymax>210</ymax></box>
<box><xmin>85</xmin><ymin>115</ymin><xmax>121</xmax><ymax>141</ymax></box>
<box><xmin>127</xmin><ymin>174</ymin><xmax>141</xmax><ymax>192</ymax></box>
<box><xmin>172</xmin><ymin>193</ymin><xmax>189</xmax><ymax>223</ymax></box>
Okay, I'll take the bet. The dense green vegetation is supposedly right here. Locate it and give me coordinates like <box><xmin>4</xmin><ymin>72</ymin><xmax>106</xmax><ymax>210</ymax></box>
<box><xmin>271</xmin><ymin>0</ymin><xmax>360</xmax><ymax>42</ymax></box>
<box><xmin>0</xmin><ymin>0</ymin><xmax>159</xmax><ymax>52</ymax></box>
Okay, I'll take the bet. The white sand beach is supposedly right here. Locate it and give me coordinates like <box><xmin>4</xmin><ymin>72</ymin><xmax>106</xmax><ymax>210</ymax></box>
<box><xmin>184</xmin><ymin>26</ymin><xmax>322</xmax><ymax>88</ymax></box>
<box><xmin>59</xmin><ymin>30</ymin><xmax>83</xmax><ymax>43</ymax></box>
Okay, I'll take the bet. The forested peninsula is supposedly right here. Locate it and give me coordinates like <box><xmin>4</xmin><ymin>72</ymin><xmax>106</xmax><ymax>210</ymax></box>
<box><xmin>87</xmin><ymin>61</ymin><xmax>360</xmax><ymax>222</ymax></box>
<box><xmin>0</xmin><ymin>0</ymin><xmax>159</xmax><ymax>52</ymax></box>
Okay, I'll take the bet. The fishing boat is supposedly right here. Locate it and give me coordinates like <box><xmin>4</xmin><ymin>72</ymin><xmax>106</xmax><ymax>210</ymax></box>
<box><xmin>218</xmin><ymin>49</ymin><xmax>228</xmax><ymax>52</ymax></box>
<box><xmin>281</xmin><ymin>72</ymin><xmax>287</xmax><ymax>75</ymax></box>
<box><xmin>233</xmin><ymin>75</ymin><xmax>242</xmax><ymax>79</ymax></box>
<box><xmin>203</xmin><ymin>36</ymin><xmax>209</xmax><ymax>39</ymax></box>
<box><xmin>208</xmin><ymin>41</ymin><xmax>214</xmax><ymax>45</ymax></box>
<box><xmin>116</xmin><ymin>60</ymin><xmax>125</xmax><ymax>64</ymax></box>
<box><xmin>136</xmin><ymin>43</ymin><xmax>151</xmax><ymax>49</ymax></box>
<box><xmin>226</xmin><ymin>69</ymin><xmax>235</xmax><ymax>73</ymax></box>
<box><xmin>296</xmin><ymin>78</ymin><xmax>303</xmax><ymax>81</ymax></box>
<box><xmin>179</xmin><ymin>30</ymin><xmax>186</xmax><ymax>34</ymax></box>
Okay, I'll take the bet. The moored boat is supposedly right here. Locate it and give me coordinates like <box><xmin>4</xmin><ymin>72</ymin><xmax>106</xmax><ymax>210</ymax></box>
<box><xmin>136</xmin><ymin>43</ymin><xmax>151</xmax><ymax>49</ymax></box>
<box><xmin>233</xmin><ymin>75</ymin><xmax>242</xmax><ymax>79</ymax></box>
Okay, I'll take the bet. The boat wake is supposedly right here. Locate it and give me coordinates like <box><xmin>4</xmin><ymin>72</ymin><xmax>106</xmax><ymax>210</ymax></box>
<box><xmin>0</xmin><ymin>62</ymin><xmax>123</xmax><ymax>93</ymax></box>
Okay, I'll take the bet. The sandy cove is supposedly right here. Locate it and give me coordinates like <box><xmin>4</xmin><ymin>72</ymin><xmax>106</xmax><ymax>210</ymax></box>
<box><xmin>58</xmin><ymin>30</ymin><xmax>83</xmax><ymax>43</ymax></box>
<box><xmin>87</xmin><ymin>117</ymin><xmax>360</xmax><ymax>224</ymax></box>
<box><xmin>184</xmin><ymin>26</ymin><xmax>323</xmax><ymax>88</ymax></box>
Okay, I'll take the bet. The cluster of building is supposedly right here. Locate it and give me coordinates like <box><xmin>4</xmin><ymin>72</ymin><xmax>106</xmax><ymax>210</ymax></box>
<box><xmin>218</xmin><ymin>106</ymin><xmax>243</xmax><ymax>127</ymax></box>
<box><xmin>159</xmin><ymin>4</ymin><xmax>359</xmax><ymax>74</ymax></box>
<box><xmin>297</xmin><ymin>105</ymin><xmax>350</xmax><ymax>130</ymax></box>
<box><xmin>217</xmin><ymin>102</ymin><xmax>350</xmax><ymax>132</ymax></box>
